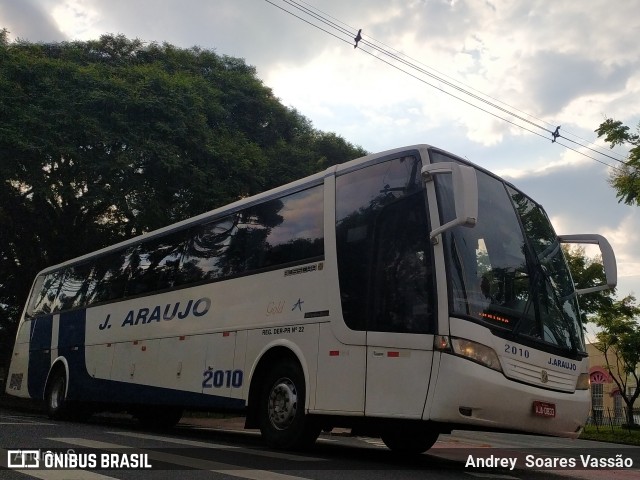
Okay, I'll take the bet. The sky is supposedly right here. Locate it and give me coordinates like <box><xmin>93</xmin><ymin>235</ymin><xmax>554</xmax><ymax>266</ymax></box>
<box><xmin>2</xmin><ymin>0</ymin><xmax>639</xmax><ymax>318</ymax></box>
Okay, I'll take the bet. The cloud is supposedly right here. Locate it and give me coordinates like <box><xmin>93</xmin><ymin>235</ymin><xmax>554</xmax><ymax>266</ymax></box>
<box><xmin>50</xmin><ymin>0</ymin><xmax>99</xmax><ymax>39</ymax></box>
<box><xmin>522</xmin><ymin>51</ymin><xmax>635</xmax><ymax>116</ymax></box>
<box><xmin>601</xmin><ymin>211</ymin><xmax>640</xmax><ymax>286</ymax></box>
<box><xmin>502</xmin><ymin>159</ymin><xmax>640</xmax><ymax>294</ymax></box>
<box><xmin>4</xmin><ymin>0</ymin><xmax>640</xmax><ymax>300</ymax></box>
<box><xmin>1</xmin><ymin>0</ymin><xmax>65</xmax><ymax>42</ymax></box>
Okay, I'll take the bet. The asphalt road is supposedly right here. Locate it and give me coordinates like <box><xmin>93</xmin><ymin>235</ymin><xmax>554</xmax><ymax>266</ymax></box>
<box><xmin>1</xmin><ymin>406</ymin><xmax>639</xmax><ymax>480</ymax></box>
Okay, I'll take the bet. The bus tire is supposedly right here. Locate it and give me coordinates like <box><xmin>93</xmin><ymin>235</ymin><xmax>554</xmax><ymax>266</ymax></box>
<box><xmin>46</xmin><ymin>369</ymin><xmax>71</xmax><ymax>420</ymax></box>
<box><xmin>381</xmin><ymin>429</ymin><xmax>439</xmax><ymax>454</ymax></box>
<box><xmin>258</xmin><ymin>359</ymin><xmax>320</xmax><ymax>450</ymax></box>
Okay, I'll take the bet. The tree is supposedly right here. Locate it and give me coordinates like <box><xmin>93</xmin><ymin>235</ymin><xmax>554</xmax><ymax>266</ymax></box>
<box><xmin>593</xmin><ymin>295</ymin><xmax>640</xmax><ymax>426</ymax></box>
<box><xmin>562</xmin><ymin>245</ymin><xmax>615</xmax><ymax>323</ymax></box>
<box><xmin>564</xmin><ymin>246</ymin><xmax>640</xmax><ymax>425</ymax></box>
<box><xmin>562</xmin><ymin>245</ymin><xmax>616</xmax><ymax>324</ymax></box>
<box><xmin>0</xmin><ymin>33</ymin><xmax>367</xmax><ymax>373</ymax></box>
<box><xmin>595</xmin><ymin>118</ymin><xmax>640</xmax><ymax>206</ymax></box>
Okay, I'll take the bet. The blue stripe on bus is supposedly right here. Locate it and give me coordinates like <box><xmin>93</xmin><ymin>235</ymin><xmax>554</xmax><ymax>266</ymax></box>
<box><xmin>59</xmin><ymin>309</ymin><xmax>85</xmax><ymax>348</ymax></box>
<box><xmin>60</xmin><ymin>309</ymin><xmax>89</xmax><ymax>401</ymax></box>
<box><xmin>28</xmin><ymin>315</ymin><xmax>52</xmax><ymax>399</ymax></box>
<box><xmin>72</xmin><ymin>376</ymin><xmax>247</xmax><ymax>410</ymax></box>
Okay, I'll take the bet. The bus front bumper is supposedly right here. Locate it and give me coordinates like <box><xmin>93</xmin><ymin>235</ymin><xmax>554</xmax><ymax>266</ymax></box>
<box><xmin>426</xmin><ymin>353</ymin><xmax>589</xmax><ymax>438</ymax></box>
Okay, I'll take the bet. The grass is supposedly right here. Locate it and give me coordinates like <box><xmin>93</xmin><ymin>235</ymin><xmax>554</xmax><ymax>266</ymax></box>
<box><xmin>580</xmin><ymin>424</ymin><xmax>640</xmax><ymax>446</ymax></box>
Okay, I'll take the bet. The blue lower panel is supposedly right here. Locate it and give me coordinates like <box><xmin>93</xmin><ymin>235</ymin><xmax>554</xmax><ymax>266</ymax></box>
<box><xmin>63</xmin><ymin>349</ymin><xmax>245</xmax><ymax>410</ymax></box>
<box><xmin>72</xmin><ymin>376</ymin><xmax>246</xmax><ymax>411</ymax></box>
<box><xmin>24</xmin><ymin>310</ymin><xmax>245</xmax><ymax>410</ymax></box>
<box><xmin>58</xmin><ymin>310</ymin><xmax>245</xmax><ymax>411</ymax></box>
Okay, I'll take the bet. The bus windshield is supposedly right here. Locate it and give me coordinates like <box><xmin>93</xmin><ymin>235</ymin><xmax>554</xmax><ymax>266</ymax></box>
<box><xmin>432</xmin><ymin>152</ymin><xmax>584</xmax><ymax>354</ymax></box>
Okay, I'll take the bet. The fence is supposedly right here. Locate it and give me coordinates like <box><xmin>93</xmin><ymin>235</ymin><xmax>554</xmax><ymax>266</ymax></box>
<box><xmin>587</xmin><ymin>407</ymin><xmax>640</xmax><ymax>432</ymax></box>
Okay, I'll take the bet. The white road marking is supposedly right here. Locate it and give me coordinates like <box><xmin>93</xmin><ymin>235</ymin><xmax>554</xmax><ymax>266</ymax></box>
<box><xmin>316</xmin><ymin>438</ymin><xmax>339</xmax><ymax>443</ymax></box>
<box><xmin>357</xmin><ymin>437</ymin><xmax>386</xmax><ymax>448</ymax></box>
<box><xmin>109</xmin><ymin>430</ymin><xmax>323</xmax><ymax>462</ymax></box>
<box><xmin>11</xmin><ymin>470</ymin><xmax>120</xmax><ymax>480</ymax></box>
<box><xmin>0</xmin><ymin>414</ymin><xmax>54</xmax><ymax>426</ymax></box>
<box><xmin>186</xmin><ymin>425</ymin><xmax>261</xmax><ymax>437</ymax></box>
<box><xmin>0</xmin><ymin>422</ymin><xmax>55</xmax><ymax>425</ymax></box>
<box><xmin>49</xmin><ymin>437</ymin><xmax>312</xmax><ymax>480</ymax></box>
<box><xmin>466</xmin><ymin>474</ymin><xmax>520</xmax><ymax>479</ymax></box>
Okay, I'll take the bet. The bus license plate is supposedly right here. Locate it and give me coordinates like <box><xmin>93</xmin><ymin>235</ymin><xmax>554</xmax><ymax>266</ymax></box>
<box><xmin>533</xmin><ymin>401</ymin><xmax>556</xmax><ymax>417</ymax></box>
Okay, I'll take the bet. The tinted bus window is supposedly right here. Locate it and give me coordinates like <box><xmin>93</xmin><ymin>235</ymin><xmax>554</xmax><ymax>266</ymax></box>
<box><xmin>58</xmin><ymin>262</ymin><xmax>94</xmax><ymax>311</ymax></box>
<box><xmin>26</xmin><ymin>275</ymin><xmax>46</xmax><ymax>317</ymax></box>
<box><xmin>336</xmin><ymin>156</ymin><xmax>422</xmax><ymax>330</ymax></box>
<box><xmin>86</xmin><ymin>248</ymin><xmax>133</xmax><ymax>304</ymax></box>
<box><xmin>25</xmin><ymin>186</ymin><xmax>324</xmax><ymax>314</ymax></box>
<box><xmin>238</xmin><ymin>186</ymin><xmax>324</xmax><ymax>271</ymax></box>
<box><xmin>126</xmin><ymin>231</ymin><xmax>189</xmax><ymax>296</ymax></box>
<box><xmin>371</xmin><ymin>194</ymin><xmax>435</xmax><ymax>333</ymax></box>
<box><xmin>30</xmin><ymin>270</ymin><xmax>65</xmax><ymax>316</ymax></box>
<box><xmin>180</xmin><ymin>185</ymin><xmax>324</xmax><ymax>283</ymax></box>
<box><xmin>180</xmin><ymin>215</ymin><xmax>238</xmax><ymax>284</ymax></box>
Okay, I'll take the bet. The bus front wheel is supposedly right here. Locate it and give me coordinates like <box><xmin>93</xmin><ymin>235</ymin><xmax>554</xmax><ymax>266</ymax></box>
<box><xmin>258</xmin><ymin>359</ymin><xmax>320</xmax><ymax>450</ymax></box>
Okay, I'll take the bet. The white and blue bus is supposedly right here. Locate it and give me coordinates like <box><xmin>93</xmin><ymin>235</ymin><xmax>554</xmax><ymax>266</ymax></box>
<box><xmin>6</xmin><ymin>145</ymin><xmax>617</xmax><ymax>452</ymax></box>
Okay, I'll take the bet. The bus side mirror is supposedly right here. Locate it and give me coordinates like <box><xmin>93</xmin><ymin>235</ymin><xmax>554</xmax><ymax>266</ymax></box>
<box><xmin>558</xmin><ymin>234</ymin><xmax>618</xmax><ymax>294</ymax></box>
<box><xmin>422</xmin><ymin>162</ymin><xmax>478</xmax><ymax>240</ymax></box>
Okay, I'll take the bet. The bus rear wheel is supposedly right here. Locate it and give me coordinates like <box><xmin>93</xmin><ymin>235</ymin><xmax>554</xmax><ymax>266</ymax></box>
<box><xmin>46</xmin><ymin>370</ymin><xmax>70</xmax><ymax>420</ymax></box>
<box><xmin>45</xmin><ymin>369</ymin><xmax>93</xmax><ymax>421</ymax></box>
<box><xmin>258</xmin><ymin>359</ymin><xmax>320</xmax><ymax>450</ymax></box>
<box><xmin>381</xmin><ymin>429</ymin><xmax>439</xmax><ymax>454</ymax></box>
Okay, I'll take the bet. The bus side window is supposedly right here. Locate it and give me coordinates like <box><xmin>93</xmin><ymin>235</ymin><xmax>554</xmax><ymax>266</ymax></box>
<box><xmin>58</xmin><ymin>262</ymin><xmax>93</xmax><ymax>311</ymax></box>
<box><xmin>179</xmin><ymin>185</ymin><xmax>324</xmax><ymax>285</ymax></box>
<box><xmin>179</xmin><ymin>215</ymin><xmax>238</xmax><ymax>284</ymax></box>
<box><xmin>86</xmin><ymin>248</ymin><xmax>133</xmax><ymax>304</ymax></box>
<box><xmin>26</xmin><ymin>274</ymin><xmax>46</xmax><ymax>317</ymax></box>
<box><xmin>28</xmin><ymin>272</ymin><xmax>62</xmax><ymax>317</ymax></box>
<box><xmin>371</xmin><ymin>195</ymin><xmax>435</xmax><ymax>334</ymax></box>
<box><xmin>240</xmin><ymin>186</ymin><xmax>324</xmax><ymax>271</ymax></box>
<box><xmin>126</xmin><ymin>231</ymin><xmax>189</xmax><ymax>296</ymax></box>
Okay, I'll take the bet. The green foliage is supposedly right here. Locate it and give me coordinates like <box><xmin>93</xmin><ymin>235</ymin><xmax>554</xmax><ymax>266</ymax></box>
<box><xmin>594</xmin><ymin>295</ymin><xmax>640</xmax><ymax>370</ymax></box>
<box><xmin>593</xmin><ymin>295</ymin><xmax>640</xmax><ymax>425</ymax></box>
<box><xmin>564</xmin><ymin>246</ymin><xmax>640</xmax><ymax>425</ymax></box>
<box><xmin>581</xmin><ymin>424</ymin><xmax>640</xmax><ymax>445</ymax></box>
<box><xmin>562</xmin><ymin>245</ymin><xmax>615</xmax><ymax>322</ymax></box>
<box><xmin>595</xmin><ymin>118</ymin><xmax>640</xmax><ymax>206</ymax></box>
<box><xmin>0</xmin><ymin>33</ymin><xmax>367</xmax><ymax>367</ymax></box>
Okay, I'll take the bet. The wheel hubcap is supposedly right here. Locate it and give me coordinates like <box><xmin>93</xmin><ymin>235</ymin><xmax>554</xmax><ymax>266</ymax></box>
<box><xmin>268</xmin><ymin>378</ymin><xmax>297</xmax><ymax>430</ymax></box>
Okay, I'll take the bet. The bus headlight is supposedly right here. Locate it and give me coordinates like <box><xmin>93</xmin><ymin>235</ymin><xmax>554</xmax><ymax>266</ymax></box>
<box><xmin>576</xmin><ymin>373</ymin><xmax>590</xmax><ymax>390</ymax></box>
<box><xmin>435</xmin><ymin>336</ymin><xmax>502</xmax><ymax>373</ymax></box>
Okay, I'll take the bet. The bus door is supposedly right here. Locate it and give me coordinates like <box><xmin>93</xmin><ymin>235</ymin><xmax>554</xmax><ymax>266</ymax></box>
<box><xmin>364</xmin><ymin>194</ymin><xmax>436</xmax><ymax>417</ymax></box>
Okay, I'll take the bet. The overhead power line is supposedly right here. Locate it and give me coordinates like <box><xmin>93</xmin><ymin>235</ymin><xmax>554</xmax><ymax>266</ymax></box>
<box><xmin>266</xmin><ymin>0</ymin><xmax>634</xmax><ymax>173</ymax></box>
<box><xmin>294</xmin><ymin>0</ymin><xmax>629</xmax><ymax>165</ymax></box>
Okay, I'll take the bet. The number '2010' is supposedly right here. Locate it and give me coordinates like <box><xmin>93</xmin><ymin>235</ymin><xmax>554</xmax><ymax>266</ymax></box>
<box><xmin>202</xmin><ymin>369</ymin><xmax>243</xmax><ymax>388</ymax></box>
<box><xmin>504</xmin><ymin>344</ymin><xmax>529</xmax><ymax>358</ymax></box>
